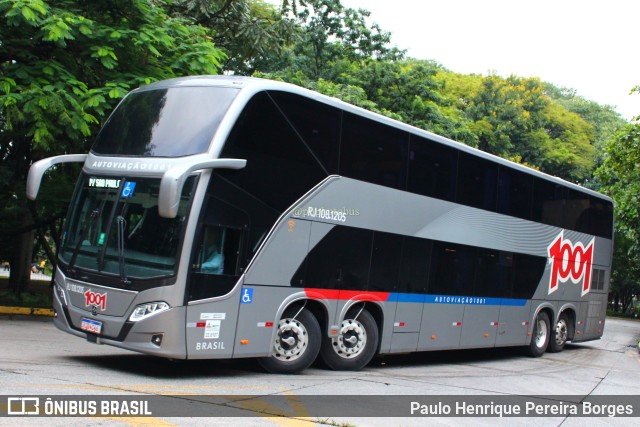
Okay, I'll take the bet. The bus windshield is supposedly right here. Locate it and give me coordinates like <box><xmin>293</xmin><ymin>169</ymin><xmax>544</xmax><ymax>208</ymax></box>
<box><xmin>91</xmin><ymin>86</ymin><xmax>239</xmax><ymax>157</ymax></box>
<box><xmin>59</xmin><ymin>173</ymin><xmax>195</xmax><ymax>282</ymax></box>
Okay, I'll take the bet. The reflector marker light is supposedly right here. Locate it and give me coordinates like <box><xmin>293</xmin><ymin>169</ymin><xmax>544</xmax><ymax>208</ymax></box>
<box><xmin>452</xmin><ymin>322</ymin><xmax>462</xmax><ymax>327</ymax></box>
<box><xmin>257</xmin><ymin>322</ymin><xmax>274</xmax><ymax>327</ymax></box>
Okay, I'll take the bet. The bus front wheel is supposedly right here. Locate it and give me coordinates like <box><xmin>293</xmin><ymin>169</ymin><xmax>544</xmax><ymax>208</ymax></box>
<box><xmin>527</xmin><ymin>311</ymin><xmax>550</xmax><ymax>357</ymax></box>
<box><xmin>320</xmin><ymin>307</ymin><xmax>378</xmax><ymax>371</ymax></box>
<box><xmin>258</xmin><ymin>307</ymin><xmax>321</xmax><ymax>374</ymax></box>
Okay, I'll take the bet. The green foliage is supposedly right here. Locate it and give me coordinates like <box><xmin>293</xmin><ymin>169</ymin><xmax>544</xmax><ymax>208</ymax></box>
<box><xmin>261</xmin><ymin>0</ymin><xmax>404</xmax><ymax>79</ymax></box>
<box><xmin>607</xmin><ymin>231</ymin><xmax>640</xmax><ymax>314</ymax></box>
<box><xmin>0</xmin><ymin>0</ymin><xmax>226</xmax><ymax>285</ymax></box>
<box><xmin>596</xmin><ymin>121</ymin><xmax>640</xmax><ymax>240</ymax></box>
<box><xmin>166</xmin><ymin>0</ymin><xmax>294</xmax><ymax>75</ymax></box>
<box><xmin>595</xmin><ymin>90</ymin><xmax>640</xmax><ymax>312</ymax></box>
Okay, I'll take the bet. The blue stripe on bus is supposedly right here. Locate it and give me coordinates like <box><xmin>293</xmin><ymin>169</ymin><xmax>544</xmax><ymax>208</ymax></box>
<box><xmin>391</xmin><ymin>293</ymin><xmax>527</xmax><ymax>307</ymax></box>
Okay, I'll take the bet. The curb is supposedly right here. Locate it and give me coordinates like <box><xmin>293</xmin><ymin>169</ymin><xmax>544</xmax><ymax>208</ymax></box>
<box><xmin>0</xmin><ymin>306</ymin><xmax>54</xmax><ymax>317</ymax></box>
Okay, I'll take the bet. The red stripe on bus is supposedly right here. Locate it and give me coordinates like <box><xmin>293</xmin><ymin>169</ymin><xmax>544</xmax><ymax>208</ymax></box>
<box><xmin>304</xmin><ymin>289</ymin><xmax>390</xmax><ymax>302</ymax></box>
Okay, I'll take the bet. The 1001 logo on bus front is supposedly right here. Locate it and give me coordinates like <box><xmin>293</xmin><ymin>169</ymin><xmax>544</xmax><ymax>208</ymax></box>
<box><xmin>85</xmin><ymin>290</ymin><xmax>107</xmax><ymax>311</ymax></box>
<box><xmin>547</xmin><ymin>231</ymin><xmax>594</xmax><ymax>297</ymax></box>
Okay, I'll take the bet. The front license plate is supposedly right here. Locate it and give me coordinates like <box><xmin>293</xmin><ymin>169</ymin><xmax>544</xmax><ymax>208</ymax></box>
<box><xmin>81</xmin><ymin>318</ymin><xmax>102</xmax><ymax>334</ymax></box>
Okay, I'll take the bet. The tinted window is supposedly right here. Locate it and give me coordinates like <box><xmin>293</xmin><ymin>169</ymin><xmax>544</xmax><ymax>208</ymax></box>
<box><xmin>369</xmin><ymin>232</ymin><xmax>402</xmax><ymax>292</ymax></box>
<box><xmin>269</xmin><ymin>91</ymin><xmax>341</xmax><ymax>174</ymax></box>
<box><xmin>585</xmin><ymin>196</ymin><xmax>613</xmax><ymax>239</ymax></box>
<box><xmin>532</xmin><ymin>178</ymin><xmax>565</xmax><ymax>228</ymax></box>
<box><xmin>92</xmin><ymin>87</ymin><xmax>238</xmax><ymax>157</ymax></box>
<box><xmin>220</xmin><ymin>92</ymin><xmax>327</xmax><ymax>211</ymax></box>
<box><xmin>408</xmin><ymin>137</ymin><xmax>457</xmax><ymax>201</ymax></box>
<box><xmin>341</xmin><ymin>113</ymin><xmax>409</xmax><ymax>189</ymax></box>
<box><xmin>511</xmin><ymin>253</ymin><xmax>546</xmax><ymax>299</ymax></box>
<box><xmin>429</xmin><ymin>241</ymin><xmax>474</xmax><ymax>296</ymax></box>
<box><xmin>497</xmin><ymin>166</ymin><xmax>533</xmax><ymax>219</ymax></box>
<box><xmin>456</xmin><ymin>152</ymin><xmax>498</xmax><ymax>211</ymax></box>
<box><xmin>398</xmin><ymin>237</ymin><xmax>431</xmax><ymax>294</ymax></box>
<box><xmin>564</xmin><ymin>189</ymin><xmax>590</xmax><ymax>232</ymax></box>
<box><xmin>473</xmin><ymin>248</ymin><xmax>502</xmax><ymax>297</ymax></box>
<box><xmin>303</xmin><ymin>226</ymin><xmax>372</xmax><ymax>290</ymax></box>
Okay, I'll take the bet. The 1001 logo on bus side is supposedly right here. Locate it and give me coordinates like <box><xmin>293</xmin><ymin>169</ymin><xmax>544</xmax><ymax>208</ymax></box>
<box><xmin>547</xmin><ymin>231</ymin><xmax>594</xmax><ymax>297</ymax></box>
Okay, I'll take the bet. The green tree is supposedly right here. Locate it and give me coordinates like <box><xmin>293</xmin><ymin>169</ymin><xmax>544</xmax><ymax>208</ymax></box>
<box><xmin>167</xmin><ymin>0</ymin><xmax>295</xmax><ymax>75</ymax></box>
<box><xmin>262</xmin><ymin>0</ymin><xmax>403</xmax><ymax>79</ymax></box>
<box><xmin>608</xmin><ymin>231</ymin><xmax>640</xmax><ymax>314</ymax></box>
<box><xmin>595</xmin><ymin>90</ymin><xmax>640</xmax><ymax>314</ymax></box>
<box><xmin>596</xmin><ymin>121</ymin><xmax>640</xmax><ymax>242</ymax></box>
<box><xmin>0</xmin><ymin>0</ymin><xmax>225</xmax><ymax>292</ymax></box>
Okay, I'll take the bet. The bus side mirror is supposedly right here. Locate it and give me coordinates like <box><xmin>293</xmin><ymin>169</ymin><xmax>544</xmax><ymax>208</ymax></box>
<box><xmin>158</xmin><ymin>158</ymin><xmax>247</xmax><ymax>218</ymax></box>
<box><xmin>26</xmin><ymin>154</ymin><xmax>88</xmax><ymax>200</ymax></box>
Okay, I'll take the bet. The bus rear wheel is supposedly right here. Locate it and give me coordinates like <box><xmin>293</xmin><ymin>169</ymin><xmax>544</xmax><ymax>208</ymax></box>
<box><xmin>548</xmin><ymin>312</ymin><xmax>570</xmax><ymax>353</ymax></box>
<box><xmin>258</xmin><ymin>307</ymin><xmax>320</xmax><ymax>374</ymax></box>
<box><xmin>527</xmin><ymin>311</ymin><xmax>550</xmax><ymax>357</ymax></box>
<box><xmin>320</xmin><ymin>307</ymin><xmax>378</xmax><ymax>371</ymax></box>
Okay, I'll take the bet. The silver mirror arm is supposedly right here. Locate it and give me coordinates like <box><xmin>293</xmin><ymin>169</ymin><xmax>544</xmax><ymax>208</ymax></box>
<box><xmin>26</xmin><ymin>154</ymin><xmax>88</xmax><ymax>200</ymax></box>
<box><xmin>158</xmin><ymin>158</ymin><xmax>247</xmax><ymax>218</ymax></box>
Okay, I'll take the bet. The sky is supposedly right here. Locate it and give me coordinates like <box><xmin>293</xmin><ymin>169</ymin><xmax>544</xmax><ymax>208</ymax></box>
<box><xmin>339</xmin><ymin>0</ymin><xmax>639</xmax><ymax>120</ymax></box>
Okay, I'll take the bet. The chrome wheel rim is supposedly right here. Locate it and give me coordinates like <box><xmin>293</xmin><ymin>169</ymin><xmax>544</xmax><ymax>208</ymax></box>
<box><xmin>555</xmin><ymin>319</ymin><xmax>568</xmax><ymax>346</ymax></box>
<box><xmin>332</xmin><ymin>318</ymin><xmax>366</xmax><ymax>359</ymax></box>
<box><xmin>273</xmin><ymin>318</ymin><xmax>308</xmax><ymax>361</ymax></box>
<box><xmin>535</xmin><ymin>317</ymin><xmax>548</xmax><ymax>348</ymax></box>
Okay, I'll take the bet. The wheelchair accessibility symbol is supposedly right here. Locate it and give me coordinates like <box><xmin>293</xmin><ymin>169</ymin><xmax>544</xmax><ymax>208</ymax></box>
<box><xmin>241</xmin><ymin>288</ymin><xmax>253</xmax><ymax>304</ymax></box>
<box><xmin>121</xmin><ymin>181</ymin><xmax>137</xmax><ymax>199</ymax></box>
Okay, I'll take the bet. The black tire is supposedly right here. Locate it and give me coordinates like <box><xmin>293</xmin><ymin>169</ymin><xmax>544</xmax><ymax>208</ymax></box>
<box><xmin>320</xmin><ymin>307</ymin><xmax>378</xmax><ymax>371</ymax></box>
<box><xmin>527</xmin><ymin>311</ymin><xmax>550</xmax><ymax>357</ymax></box>
<box><xmin>258</xmin><ymin>307</ymin><xmax>321</xmax><ymax>374</ymax></box>
<box><xmin>548</xmin><ymin>312</ymin><xmax>570</xmax><ymax>353</ymax></box>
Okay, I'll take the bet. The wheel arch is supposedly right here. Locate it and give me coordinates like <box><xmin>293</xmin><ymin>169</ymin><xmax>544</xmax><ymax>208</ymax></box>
<box><xmin>276</xmin><ymin>293</ymin><xmax>330</xmax><ymax>330</ymax></box>
<box><xmin>338</xmin><ymin>299</ymin><xmax>384</xmax><ymax>353</ymax></box>
<box><xmin>531</xmin><ymin>303</ymin><xmax>555</xmax><ymax>344</ymax></box>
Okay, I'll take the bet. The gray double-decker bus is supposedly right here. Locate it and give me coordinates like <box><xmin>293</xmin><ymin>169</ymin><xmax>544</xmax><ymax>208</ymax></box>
<box><xmin>27</xmin><ymin>76</ymin><xmax>613</xmax><ymax>374</ymax></box>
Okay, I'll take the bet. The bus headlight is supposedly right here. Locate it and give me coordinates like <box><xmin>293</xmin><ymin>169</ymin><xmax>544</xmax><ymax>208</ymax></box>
<box><xmin>129</xmin><ymin>302</ymin><xmax>170</xmax><ymax>322</ymax></box>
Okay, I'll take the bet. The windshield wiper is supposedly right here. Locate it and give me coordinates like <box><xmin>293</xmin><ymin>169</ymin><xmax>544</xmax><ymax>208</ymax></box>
<box><xmin>97</xmin><ymin>179</ymin><xmax>125</xmax><ymax>271</ymax></box>
<box><xmin>68</xmin><ymin>196</ymin><xmax>107</xmax><ymax>271</ymax></box>
<box><xmin>116</xmin><ymin>200</ymin><xmax>131</xmax><ymax>285</ymax></box>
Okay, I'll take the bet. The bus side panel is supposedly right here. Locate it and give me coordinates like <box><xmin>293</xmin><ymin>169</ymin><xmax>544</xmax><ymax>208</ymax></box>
<box><xmin>459</xmin><ymin>304</ymin><xmax>501</xmax><ymax>349</ymax></box>
<box><xmin>233</xmin><ymin>286</ymin><xmax>315</xmax><ymax>358</ymax></box>
<box><xmin>185</xmin><ymin>286</ymin><xmax>242</xmax><ymax>359</ymax></box>
<box><xmin>418</xmin><ymin>303</ymin><xmax>464</xmax><ymax>350</ymax></box>
<box><xmin>574</xmin><ymin>301</ymin><xmax>588</xmax><ymax>339</ymax></box>
<box><xmin>495</xmin><ymin>300</ymin><xmax>532</xmax><ymax>347</ymax></box>
<box><xmin>583</xmin><ymin>295</ymin><xmax>607</xmax><ymax>340</ymax></box>
<box><xmin>387</xmin><ymin>296</ymin><xmax>424</xmax><ymax>353</ymax></box>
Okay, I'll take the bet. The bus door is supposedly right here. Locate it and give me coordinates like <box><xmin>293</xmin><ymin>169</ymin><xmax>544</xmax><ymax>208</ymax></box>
<box><xmin>185</xmin><ymin>197</ymin><xmax>249</xmax><ymax>359</ymax></box>
<box><xmin>234</xmin><ymin>218</ymin><xmax>317</xmax><ymax>358</ymax></box>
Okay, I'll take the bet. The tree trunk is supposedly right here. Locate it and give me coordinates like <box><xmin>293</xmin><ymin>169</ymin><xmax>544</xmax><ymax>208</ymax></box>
<box><xmin>8</xmin><ymin>210</ymin><xmax>35</xmax><ymax>293</ymax></box>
